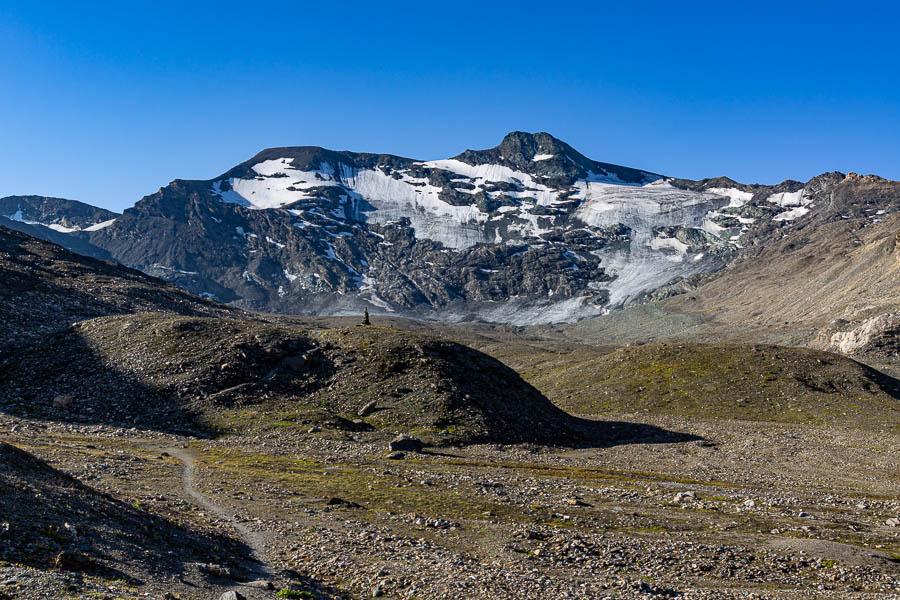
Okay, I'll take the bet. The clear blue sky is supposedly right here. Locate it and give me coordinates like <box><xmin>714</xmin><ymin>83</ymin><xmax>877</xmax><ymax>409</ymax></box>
<box><xmin>1</xmin><ymin>1</ymin><xmax>898</xmax><ymax>212</ymax></box>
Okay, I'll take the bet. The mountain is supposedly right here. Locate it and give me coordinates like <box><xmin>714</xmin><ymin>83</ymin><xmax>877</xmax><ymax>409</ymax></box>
<box><xmin>11</xmin><ymin>132</ymin><xmax>900</xmax><ymax>325</ymax></box>
<box><xmin>546</xmin><ymin>174</ymin><xmax>900</xmax><ymax>372</ymax></box>
<box><xmin>0</xmin><ymin>195</ymin><xmax>118</xmax><ymax>258</ymax></box>
<box><xmin>0</xmin><ymin>195</ymin><xmax>118</xmax><ymax>232</ymax></box>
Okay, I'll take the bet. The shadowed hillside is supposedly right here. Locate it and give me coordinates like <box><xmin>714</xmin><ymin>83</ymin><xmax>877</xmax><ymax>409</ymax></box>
<box><xmin>1</xmin><ymin>313</ymin><xmax>697</xmax><ymax>446</ymax></box>
<box><xmin>0</xmin><ymin>225</ymin><xmax>234</xmax><ymax>356</ymax></box>
<box><xmin>0</xmin><ymin>440</ymin><xmax>252</xmax><ymax>577</ymax></box>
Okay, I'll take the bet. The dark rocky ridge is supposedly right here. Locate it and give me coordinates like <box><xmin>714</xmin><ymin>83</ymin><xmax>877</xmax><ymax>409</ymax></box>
<box><xmin>0</xmin><ymin>225</ymin><xmax>234</xmax><ymax>359</ymax></box>
<box><xmin>453</xmin><ymin>131</ymin><xmax>659</xmax><ymax>187</ymax></box>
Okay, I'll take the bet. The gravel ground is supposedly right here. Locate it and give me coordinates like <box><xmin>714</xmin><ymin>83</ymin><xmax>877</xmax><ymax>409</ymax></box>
<box><xmin>2</xmin><ymin>413</ymin><xmax>897</xmax><ymax>599</ymax></box>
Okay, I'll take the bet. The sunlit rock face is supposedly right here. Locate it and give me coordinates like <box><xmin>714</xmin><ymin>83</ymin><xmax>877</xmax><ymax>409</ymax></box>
<box><xmin>35</xmin><ymin>131</ymin><xmax>862</xmax><ymax>324</ymax></box>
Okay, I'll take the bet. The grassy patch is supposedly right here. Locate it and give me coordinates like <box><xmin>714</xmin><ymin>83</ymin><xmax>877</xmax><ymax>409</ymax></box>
<box><xmin>488</xmin><ymin>342</ymin><xmax>900</xmax><ymax>430</ymax></box>
<box><xmin>41</xmin><ymin>525</ymin><xmax>67</xmax><ymax>544</ymax></box>
<box><xmin>634</xmin><ymin>525</ymin><xmax>669</xmax><ymax>534</ymax></box>
<box><xmin>276</xmin><ymin>590</ymin><xmax>312</xmax><ymax>599</ymax></box>
<box><xmin>194</xmin><ymin>448</ymin><xmax>526</xmax><ymax>523</ymax></box>
<box><xmin>435</xmin><ymin>456</ymin><xmax>742</xmax><ymax>489</ymax></box>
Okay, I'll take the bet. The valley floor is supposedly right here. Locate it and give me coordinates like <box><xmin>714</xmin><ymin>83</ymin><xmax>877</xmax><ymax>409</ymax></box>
<box><xmin>2</xmin><ymin>411</ymin><xmax>898</xmax><ymax>599</ymax></box>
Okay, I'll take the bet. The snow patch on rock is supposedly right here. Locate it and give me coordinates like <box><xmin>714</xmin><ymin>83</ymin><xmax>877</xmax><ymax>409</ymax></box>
<box><xmin>5</xmin><ymin>209</ymin><xmax>25</xmax><ymax>222</ymax></box>
<box><xmin>214</xmin><ymin>159</ymin><xmax>340</xmax><ymax>209</ymax></box>
<box><xmin>707</xmin><ymin>187</ymin><xmax>753</xmax><ymax>207</ymax></box>
<box><xmin>648</xmin><ymin>235</ymin><xmax>690</xmax><ymax>261</ymax></box>
<box><xmin>4</xmin><ymin>207</ymin><xmax>116</xmax><ymax>234</ymax></box>
<box><xmin>774</xmin><ymin>206</ymin><xmax>810</xmax><ymax>221</ymax></box>
<box><xmin>84</xmin><ymin>218</ymin><xmax>116</xmax><ymax>231</ymax></box>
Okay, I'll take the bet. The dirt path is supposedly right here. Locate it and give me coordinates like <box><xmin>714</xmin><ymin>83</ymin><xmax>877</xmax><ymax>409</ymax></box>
<box><xmin>166</xmin><ymin>446</ymin><xmax>273</xmax><ymax>582</ymax></box>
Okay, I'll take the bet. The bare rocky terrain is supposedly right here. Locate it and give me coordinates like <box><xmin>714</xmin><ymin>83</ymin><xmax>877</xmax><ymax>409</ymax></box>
<box><xmin>1</xmin><ymin>220</ymin><xmax>899</xmax><ymax>599</ymax></box>
<box><xmin>2</xmin><ymin>405</ymin><xmax>898</xmax><ymax>599</ymax></box>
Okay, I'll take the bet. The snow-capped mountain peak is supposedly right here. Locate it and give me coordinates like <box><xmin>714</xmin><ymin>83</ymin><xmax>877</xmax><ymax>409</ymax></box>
<box><xmin>10</xmin><ymin>133</ymin><xmax>896</xmax><ymax>325</ymax></box>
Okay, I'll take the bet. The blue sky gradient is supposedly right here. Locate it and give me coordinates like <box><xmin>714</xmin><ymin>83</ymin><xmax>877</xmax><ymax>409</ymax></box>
<box><xmin>1</xmin><ymin>1</ymin><xmax>898</xmax><ymax>212</ymax></box>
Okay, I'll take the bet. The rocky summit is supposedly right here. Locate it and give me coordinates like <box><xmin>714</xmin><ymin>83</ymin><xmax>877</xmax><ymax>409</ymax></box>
<box><xmin>8</xmin><ymin>131</ymin><xmax>896</xmax><ymax>325</ymax></box>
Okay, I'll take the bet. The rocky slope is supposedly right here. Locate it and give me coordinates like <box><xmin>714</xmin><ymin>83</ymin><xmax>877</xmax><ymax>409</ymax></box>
<box><xmin>549</xmin><ymin>177</ymin><xmax>900</xmax><ymax>371</ymax></box>
<box><xmin>0</xmin><ymin>225</ymin><xmax>234</xmax><ymax>358</ymax></box>
<box><xmin>0</xmin><ymin>440</ymin><xmax>246</xmax><ymax>579</ymax></box>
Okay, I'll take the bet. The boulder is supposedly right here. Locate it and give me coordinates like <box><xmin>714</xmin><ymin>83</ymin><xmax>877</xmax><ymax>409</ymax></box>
<box><xmin>389</xmin><ymin>434</ymin><xmax>423</xmax><ymax>453</ymax></box>
<box><xmin>565</xmin><ymin>497</ymin><xmax>591</xmax><ymax>507</ymax></box>
<box><xmin>280</xmin><ymin>354</ymin><xmax>307</xmax><ymax>373</ymax></box>
<box><xmin>358</xmin><ymin>400</ymin><xmax>378</xmax><ymax>417</ymax></box>
<box><xmin>327</xmin><ymin>497</ymin><xmax>363</xmax><ymax>509</ymax></box>
<box><xmin>52</xmin><ymin>394</ymin><xmax>74</xmax><ymax>408</ymax></box>
<box><xmin>200</xmin><ymin>563</ymin><xmax>232</xmax><ymax>578</ymax></box>
<box><xmin>54</xmin><ymin>550</ymin><xmax>93</xmax><ymax>571</ymax></box>
<box><xmin>244</xmin><ymin>580</ymin><xmax>275</xmax><ymax>589</ymax></box>
<box><xmin>674</xmin><ymin>491</ymin><xmax>696</xmax><ymax>503</ymax></box>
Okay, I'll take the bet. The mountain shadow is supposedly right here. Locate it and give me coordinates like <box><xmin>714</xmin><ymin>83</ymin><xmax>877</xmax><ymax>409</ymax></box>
<box><xmin>0</xmin><ymin>440</ymin><xmax>257</xmax><ymax>582</ymax></box>
<box><xmin>0</xmin><ymin>224</ymin><xmax>234</xmax><ymax>359</ymax></box>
